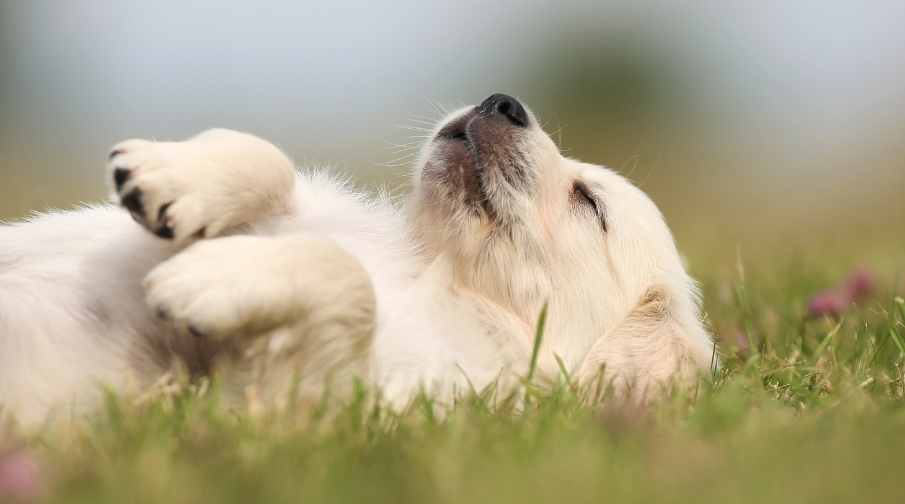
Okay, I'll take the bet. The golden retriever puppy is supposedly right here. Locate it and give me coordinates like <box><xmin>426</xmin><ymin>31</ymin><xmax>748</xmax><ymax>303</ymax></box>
<box><xmin>0</xmin><ymin>94</ymin><xmax>714</xmax><ymax>426</ymax></box>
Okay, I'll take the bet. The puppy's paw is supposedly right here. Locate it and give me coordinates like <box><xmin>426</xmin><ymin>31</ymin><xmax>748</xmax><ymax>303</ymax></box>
<box><xmin>107</xmin><ymin>130</ymin><xmax>296</xmax><ymax>245</ymax></box>
<box><xmin>107</xmin><ymin>139</ymin><xmax>222</xmax><ymax>244</ymax></box>
<box><xmin>144</xmin><ymin>236</ymin><xmax>299</xmax><ymax>340</ymax></box>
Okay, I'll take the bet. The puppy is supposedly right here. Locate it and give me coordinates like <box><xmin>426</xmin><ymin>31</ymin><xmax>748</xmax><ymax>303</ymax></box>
<box><xmin>0</xmin><ymin>94</ymin><xmax>715</xmax><ymax>426</ymax></box>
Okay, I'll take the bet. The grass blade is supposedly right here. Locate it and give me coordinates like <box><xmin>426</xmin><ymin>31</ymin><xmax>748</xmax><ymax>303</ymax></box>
<box><xmin>526</xmin><ymin>302</ymin><xmax>549</xmax><ymax>385</ymax></box>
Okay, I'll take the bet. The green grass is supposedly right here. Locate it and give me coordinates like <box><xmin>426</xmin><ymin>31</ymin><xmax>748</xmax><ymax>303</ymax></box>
<box><xmin>6</xmin><ymin>258</ymin><xmax>905</xmax><ymax>503</ymax></box>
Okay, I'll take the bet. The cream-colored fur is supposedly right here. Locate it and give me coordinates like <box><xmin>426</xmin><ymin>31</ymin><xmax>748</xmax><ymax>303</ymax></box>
<box><xmin>0</xmin><ymin>96</ymin><xmax>715</xmax><ymax>427</ymax></box>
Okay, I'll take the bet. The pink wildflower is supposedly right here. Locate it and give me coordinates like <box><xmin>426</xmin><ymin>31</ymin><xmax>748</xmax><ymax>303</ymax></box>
<box><xmin>0</xmin><ymin>450</ymin><xmax>41</xmax><ymax>502</ymax></box>
<box><xmin>807</xmin><ymin>267</ymin><xmax>876</xmax><ymax>319</ymax></box>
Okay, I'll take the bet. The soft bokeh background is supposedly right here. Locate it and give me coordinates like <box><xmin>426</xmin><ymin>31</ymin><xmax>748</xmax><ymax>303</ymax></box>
<box><xmin>3</xmin><ymin>5</ymin><xmax>905</xmax><ymax>501</ymax></box>
<box><xmin>2</xmin><ymin>0</ymin><xmax>904</xmax><ymax>265</ymax></box>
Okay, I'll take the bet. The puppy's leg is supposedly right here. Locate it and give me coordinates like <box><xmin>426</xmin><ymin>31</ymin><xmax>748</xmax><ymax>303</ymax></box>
<box><xmin>107</xmin><ymin>129</ymin><xmax>296</xmax><ymax>244</ymax></box>
<box><xmin>576</xmin><ymin>286</ymin><xmax>712</xmax><ymax>403</ymax></box>
<box><xmin>144</xmin><ymin>234</ymin><xmax>376</xmax><ymax>406</ymax></box>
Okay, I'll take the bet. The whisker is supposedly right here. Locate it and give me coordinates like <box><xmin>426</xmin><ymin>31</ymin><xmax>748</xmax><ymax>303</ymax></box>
<box><xmin>397</xmin><ymin>126</ymin><xmax>433</xmax><ymax>134</ymax></box>
<box><xmin>429</xmin><ymin>100</ymin><xmax>448</xmax><ymax>117</ymax></box>
<box><xmin>408</xmin><ymin>118</ymin><xmax>437</xmax><ymax>127</ymax></box>
<box><xmin>379</xmin><ymin>155</ymin><xmax>418</xmax><ymax>168</ymax></box>
<box><xmin>386</xmin><ymin>141</ymin><xmax>422</xmax><ymax>149</ymax></box>
<box><xmin>411</xmin><ymin>114</ymin><xmax>441</xmax><ymax>123</ymax></box>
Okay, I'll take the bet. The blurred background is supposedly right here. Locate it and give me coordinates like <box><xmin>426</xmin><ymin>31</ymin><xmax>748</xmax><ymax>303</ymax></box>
<box><xmin>2</xmin><ymin>0</ymin><xmax>903</xmax><ymax>267</ymax></box>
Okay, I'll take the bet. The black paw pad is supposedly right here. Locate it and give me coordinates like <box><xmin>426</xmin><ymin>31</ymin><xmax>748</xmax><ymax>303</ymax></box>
<box><xmin>156</xmin><ymin>202</ymin><xmax>172</xmax><ymax>223</ymax></box>
<box><xmin>154</xmin><ymin>202</ymin><xmax>174</xmax><ymax>239</ymax></box>
<box><xmin>121</xmin><ymin>188</ymin><xmax>145</xmax><ymax>218</ymax></box>
<box><xmin>113</xmin><ymin>168</ymin><xmax>131</xmax><ymax>191</ymax></box>
<box><xmin>155</xmin><ymin>225</ymin><xmax>175</xmax><ymax>239</ymax></box>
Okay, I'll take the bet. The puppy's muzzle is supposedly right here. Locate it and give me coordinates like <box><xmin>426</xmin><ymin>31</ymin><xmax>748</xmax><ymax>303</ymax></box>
<box><xmin>477</xmin><ymin>93</ymin><xmax>529</xmax><ymax>128</ymax></box>
<box><xmin>436</xmin><ymin>93</ymin><xmax>530</xmax><ymax>142</ymax></box>
<box><xmin>425</xmin><ymin>93</ymin><xmax>532</xmax><ymax>213</ymax></box>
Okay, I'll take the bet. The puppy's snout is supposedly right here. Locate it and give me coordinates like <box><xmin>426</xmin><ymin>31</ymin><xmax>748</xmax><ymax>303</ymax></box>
<box><xmin>478</xmin><ymin>93</ymin><xmax>528</xmax><ymax>128</ymax></box>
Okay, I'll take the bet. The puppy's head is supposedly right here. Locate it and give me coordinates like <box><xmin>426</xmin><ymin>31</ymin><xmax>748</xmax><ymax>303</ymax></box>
<box><xmin>410</xmin><ymin>94</ymin><xmax>713</xmax><ymax>379</ymax></box>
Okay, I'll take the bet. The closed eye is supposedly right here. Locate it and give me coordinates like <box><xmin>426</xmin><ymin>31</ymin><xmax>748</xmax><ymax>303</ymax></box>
<box><xmin>571</xmin><ymin>181</ymin><xmax>608</xmax><ymax>232</ymax></box>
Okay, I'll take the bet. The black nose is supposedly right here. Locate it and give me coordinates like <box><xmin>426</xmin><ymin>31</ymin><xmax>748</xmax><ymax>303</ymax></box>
<box><xmin>478</xmin><ymin>93</ymin><xmax>528</xmax><ymax>127</ymax></box>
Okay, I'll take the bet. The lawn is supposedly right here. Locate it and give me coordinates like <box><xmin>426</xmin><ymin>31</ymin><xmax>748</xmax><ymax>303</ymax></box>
<box><xmin>2</xmin><ymin>248</ymin><xmax>905</xmax><ymax>503</ymax></box>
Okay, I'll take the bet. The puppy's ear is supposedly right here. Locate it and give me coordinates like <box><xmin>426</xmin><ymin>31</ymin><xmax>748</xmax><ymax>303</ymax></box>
<box><xmin>576</xmin><ymin>285</ymin><xmax>710</xmax><ymax>402</ymax></box>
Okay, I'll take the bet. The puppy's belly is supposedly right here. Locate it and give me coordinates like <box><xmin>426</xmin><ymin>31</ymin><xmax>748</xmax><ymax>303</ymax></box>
<box><xmin>0</xmin><ymin>205</ymin><xmax>177</xmax><ymax>425</ymax></box>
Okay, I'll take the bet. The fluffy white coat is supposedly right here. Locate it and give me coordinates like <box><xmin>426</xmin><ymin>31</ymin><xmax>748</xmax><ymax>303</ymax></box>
<box><xmin>0</xmin><ymin>96</ymin><xmax>715</xmax><ymax>427</ymax></box>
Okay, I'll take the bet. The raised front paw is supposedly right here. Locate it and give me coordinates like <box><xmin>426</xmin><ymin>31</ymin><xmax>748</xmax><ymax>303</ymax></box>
<box><xmin>107</xmin><ymin>139</ymin><xmax>214</xmax><ymax>244</ymax></box>
<box><xmin>106</xmin><ymin>129</ymin><xmax>296</xmax><ymax>246</ymax></box>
